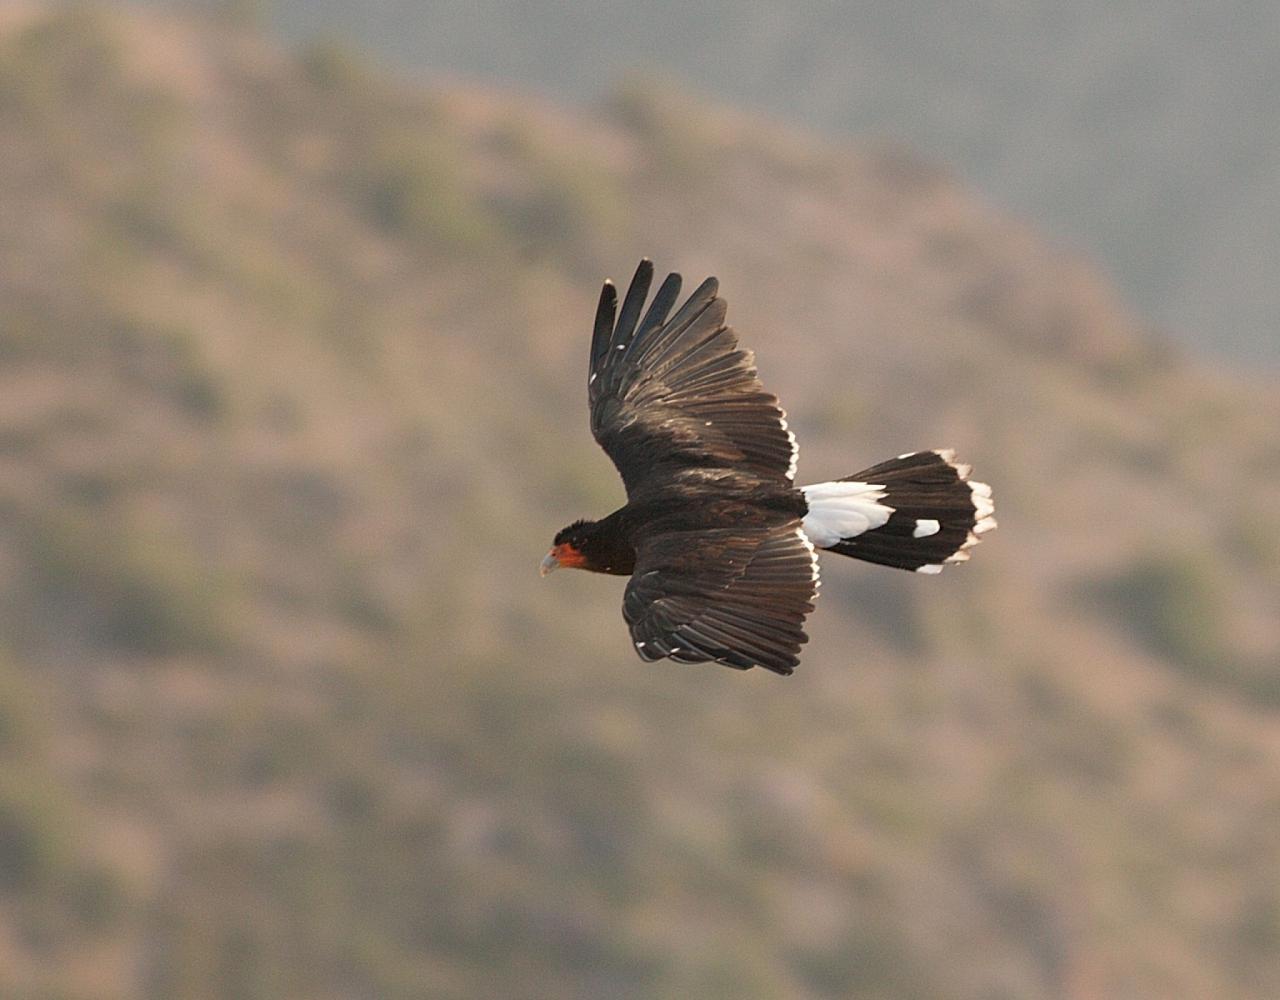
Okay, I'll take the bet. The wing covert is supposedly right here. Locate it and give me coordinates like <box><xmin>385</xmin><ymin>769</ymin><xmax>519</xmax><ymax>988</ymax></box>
<box><xmin>623</xmin><ymin>522</ymin><xmax>819</xmax><ymax>675</ymax></box>
<box><xmin>589</xmin><ymin>260</ymin><xmax>799</xmax><ymax>497</ymax></box>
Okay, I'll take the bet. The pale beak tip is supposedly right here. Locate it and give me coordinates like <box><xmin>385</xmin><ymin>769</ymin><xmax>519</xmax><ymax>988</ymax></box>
<box><xmin>539</xmin><ymin>552</ymin><xmax>559</xmax><ymax>577</ymax></box>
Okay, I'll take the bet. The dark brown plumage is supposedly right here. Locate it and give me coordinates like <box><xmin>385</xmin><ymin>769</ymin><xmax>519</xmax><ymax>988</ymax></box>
<box><xmin>542</xmin><ymin>260</ymin><xmax>996</xmax><ymax>675</ymax></box>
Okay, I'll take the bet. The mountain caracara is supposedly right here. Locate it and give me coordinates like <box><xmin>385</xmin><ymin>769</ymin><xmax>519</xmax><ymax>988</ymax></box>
<box><xmin>542</xmin><ymin>260</ymin><xmax>996</xmax><ymax>675</ymax></box>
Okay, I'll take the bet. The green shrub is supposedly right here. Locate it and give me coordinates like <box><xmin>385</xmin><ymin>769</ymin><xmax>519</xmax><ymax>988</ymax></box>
<box><xmin>68</xmin><ymin>863</ymin><xmax>126</xmax><ymax>931</ymax></box>
<box><xmin>0</xmin><ymin>656</ymin><xmax>39</xmax><ymax>758</ymax></box>
<box><xmin>25</xmin><ymin>510</ymin><xmax>233</xmax><ymax>656</ymax></box>
<box><xmin>1104</xmin><ymin>552</ymin><xmax>1227</xmax><ymax>669</ymax></box>
<box><xmin>791</xmin><ymin>917</ymin><xmax>934</xmax><ymax>997</ymax></box>
<box><xmin>4</xmin><ymin>4</ymin><xmax>123</xmax><ymax>108</ymax></box>
<box><xmin>605</xmin><ymin>77</ymin><xmax>721</xmax><ymax>181</ymax></box>
<box><xmin>0</xmin><ymin>779</ymin><xmax>71</xmax><ymax>893</ymax></box>
<box><xmin>110</xmin><ymin>319</ymin><xmax>228</xmax><ymax>422</ymax></box>
<box><xmin>299</xmin><ymin>39</ymin><xmax>370</xmax><ymax>93</ymax></box>
<box><xmin>355</xmin><ymin>134</ymin><xmax>500</xmax><ymax>252</ymax></box>
<box><xmin>486</xmin><ymin>126</ymin><xmax>626</xmax><ymax>264</ymax></box>
<box><xmin>1081</xmin><ymin>550</ymin><xmax>1277</xmax><ymax>704</ymax></box>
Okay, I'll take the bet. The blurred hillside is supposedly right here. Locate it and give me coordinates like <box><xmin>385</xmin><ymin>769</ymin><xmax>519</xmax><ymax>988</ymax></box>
<box><xmin>253</xmin><ymin>0</ymin><xmax>1280</xmax><ymax>366</ymax></box>
<box><xmin>0</xmin><ymin>5</ymin><xmax>1278</xmax><ymax>999</ymax></box>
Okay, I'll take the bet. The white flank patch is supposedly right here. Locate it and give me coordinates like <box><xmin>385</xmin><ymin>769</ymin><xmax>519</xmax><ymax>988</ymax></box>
<box><xmin>913</xmin><ymin>518</ymin><xmax>940</xmax><ymax>538</ymax></box>
<box><xmin>800</xmin><ymin>481</ymin><xmax>894</xmax><ymax>548</ymax></box>
<box><xmin>916</xmin><ymin>563</ymin><xmax>944</xmax><ymax>574</ymax></box>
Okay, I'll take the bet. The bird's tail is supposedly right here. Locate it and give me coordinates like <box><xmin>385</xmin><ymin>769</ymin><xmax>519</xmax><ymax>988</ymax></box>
<box><xmin>800</xmin><ymin>450</ymin><xmax>995</xmax><ymax>573</ymax></box>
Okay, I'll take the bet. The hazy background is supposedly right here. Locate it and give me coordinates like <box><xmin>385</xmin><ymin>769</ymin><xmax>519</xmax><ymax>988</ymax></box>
<box><xmin>0</xmin><ymin>3</ymin><xmax>1277</xmax><ymax>999</ymax></box>
<box><xmin>255</xmin><ymin>0</ymin><xmax>1280</xmax><ymax>368</ymax></box>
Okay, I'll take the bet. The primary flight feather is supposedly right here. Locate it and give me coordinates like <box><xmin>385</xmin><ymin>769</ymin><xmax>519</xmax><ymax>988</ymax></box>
<box><xmin>541</xmin><ymin>260</ymin><xmax>996</xmax><ymax>675</ymax></box>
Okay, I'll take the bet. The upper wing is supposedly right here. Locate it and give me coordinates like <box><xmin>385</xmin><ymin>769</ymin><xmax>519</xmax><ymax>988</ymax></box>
<box><xmin>623</xmin><ymin>522</ymin><xmax>819</xmax><ymax>675</ymax></box>
<box><xmin>589</xmin><ymin>259</ymin><xmax>798</xmax><ymax>498</ymax></box>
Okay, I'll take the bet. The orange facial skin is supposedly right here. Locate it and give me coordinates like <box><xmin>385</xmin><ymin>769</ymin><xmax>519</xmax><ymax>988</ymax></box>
<box><xmin>552</xmin><ymin>542</ymin><xmax>587</xmax><ymax>568</ymax></box>
<box><xmin>540</xmin><ymin>542</ymin><xmax>587</xmax><ymax>575</ymax></box>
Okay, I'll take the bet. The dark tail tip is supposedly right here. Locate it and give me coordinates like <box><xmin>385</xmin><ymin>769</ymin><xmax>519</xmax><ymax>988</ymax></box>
<box><xmin>821</xmin><ymin>449</ymin><xmax>996</xmax><ymax>573</ymax></box>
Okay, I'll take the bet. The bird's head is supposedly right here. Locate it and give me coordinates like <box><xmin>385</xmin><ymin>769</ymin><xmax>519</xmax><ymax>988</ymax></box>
<box><xmin>542</xmin><ymin>518</ymin><xmax>638</xmax><ymax>576</ymax></box>
<box><xmin>541</xmin><ymin>519</ymin><xmax>596</xmax><ymax>576</ymax></box>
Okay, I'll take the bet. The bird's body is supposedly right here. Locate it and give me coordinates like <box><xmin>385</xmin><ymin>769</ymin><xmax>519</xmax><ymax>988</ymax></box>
<box><xmin>543</xmin><ymin>260</ymin><xmax>995</xmax><ymax>675</ymax></box>
<box><xmin>564</xmin><ymin>473</ymin><xmax>808</xmax><ymax>578</ymax></box>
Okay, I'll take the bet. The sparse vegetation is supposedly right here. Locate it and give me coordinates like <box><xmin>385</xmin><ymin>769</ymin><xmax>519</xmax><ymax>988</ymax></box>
<box><xmin>354</xmin><ymin>132</ymin><xmax>502</xmax><ymax>252</ymax></box>
<box><xmin>0</xmin><ymin>6</ymin><xmax>1275</xmax><ymax>1000</ymax></box>
<box><xmin>489</xmin><ymin>135</ymin><xmax>628</xmax><ymax>269</ymax></box>
<box><xmin>1081</xmin><ymin>550</ymin><xmax>1279</xmax><ymax>705</ymax></box>
<box><xmin>23</xmin><ymin>508</ymin><xmax>234</xmax><ymax>656</ymax></box>
<box><xmin>606</xmin><ymin>76</ymin><xmax>725</xmax><ymax>181</ymax></box>
<box><xmin>1097</xmin><ymin>550</ymin><xmax>1230</xmax><ymax>669</ymax></box>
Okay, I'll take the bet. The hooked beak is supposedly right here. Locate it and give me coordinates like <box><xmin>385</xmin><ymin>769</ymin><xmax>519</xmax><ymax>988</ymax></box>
<box><xmin>539</xmin><ymin>551</ymin><xmax>560</xmax><ymax>577</ymax></box>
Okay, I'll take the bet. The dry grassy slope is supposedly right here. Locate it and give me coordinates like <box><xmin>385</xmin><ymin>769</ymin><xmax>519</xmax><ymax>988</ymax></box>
<box><xmin>0</xmin><ymin>6</ymin><xmax>1277</xmax><ymax>1000</ymax></box>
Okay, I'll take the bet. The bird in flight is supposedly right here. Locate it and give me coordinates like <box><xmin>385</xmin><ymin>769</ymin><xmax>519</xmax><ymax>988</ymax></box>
<box><xmin>541</xmin><ymin>260</ymin><xmax>996</xmax><ymax>675</ymax></box>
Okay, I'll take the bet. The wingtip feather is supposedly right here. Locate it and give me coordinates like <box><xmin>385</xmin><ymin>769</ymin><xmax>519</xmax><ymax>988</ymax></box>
<box><xmin>590</xmin><ymin>279</ymin><xmax>620</xmax><ymax>375</ymax></box>
<box><xmin>615</xmin><ymin>259</ymin><xmax>655</xmax><ymax>345</ymax></box>
<box><xmin>636</xmin><ymin>271</ymin><xmax>683</xmax><ymax>341</ymax></box>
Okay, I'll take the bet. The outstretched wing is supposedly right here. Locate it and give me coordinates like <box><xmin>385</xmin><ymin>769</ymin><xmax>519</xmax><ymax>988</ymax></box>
<box><xmin>589</xmin><ymin>259</ymin><xmax>798</xmax><ymax>498</ymax></box>
<box><xmin>623</xmin><ymin>522</ymin><xmax>820</xmax><ymax>675</ymax></box>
